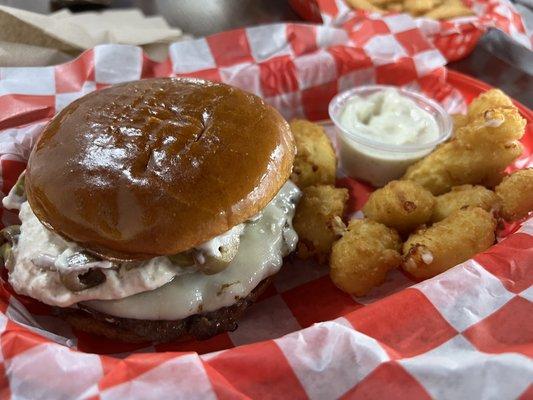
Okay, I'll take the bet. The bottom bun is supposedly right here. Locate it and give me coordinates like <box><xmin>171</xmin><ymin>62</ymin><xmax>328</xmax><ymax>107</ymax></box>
<box><xmin>57</xmin><ymin>277</ymin><xmax>273</xmax><ymax>343</ymax></box>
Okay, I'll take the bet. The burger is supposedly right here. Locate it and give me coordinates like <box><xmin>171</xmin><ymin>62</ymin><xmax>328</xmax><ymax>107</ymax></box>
<box><xmin>1</xmin><ymin>78</ymin><xmax>300</xmax><ymax>342</ymax></box>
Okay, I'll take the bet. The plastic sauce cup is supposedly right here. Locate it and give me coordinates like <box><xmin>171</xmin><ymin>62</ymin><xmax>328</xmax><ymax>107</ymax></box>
<box><xmin>328</xmin><ymin>85</ymin><xmax>452</xmax><ymax>187</ymax></box>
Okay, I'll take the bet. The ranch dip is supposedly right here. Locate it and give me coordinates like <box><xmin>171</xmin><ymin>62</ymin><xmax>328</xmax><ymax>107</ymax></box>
<box><xmin>339</xmin><ymin>88</ymin><xmax>439</xmax><ymax>146</ymax></box>
<box><xmin>329</xmin><ymin>86</ymin><xmax>451</xmax><ymax>187</ymax></box>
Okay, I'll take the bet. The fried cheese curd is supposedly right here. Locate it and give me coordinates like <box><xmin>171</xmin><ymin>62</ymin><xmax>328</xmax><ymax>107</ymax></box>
<box><xmin>432</xmin><ymin>184</ymin><xmax>500</xmax><ymax>222</ymax></box>
<box><xmin>293</xmin><ymin>185</ymin><xmax>348</xmax><ymax>263</ymax></box>
<box><xmin>290</xmin><ymin>119</ymin><xmax>336</xmax><ymax>189</ymax></box>
<box><xmin>452</xmin><ymin>113</ymin><xmax>469</xmax><ymax>130</ymax></box>
<box><xmin>330</xmin><ymin>219</ymin><xmax>402</xmax><ymax>296</ymax></box>
<box><xmin>402</xmin><ymin>207</ymin><xmax>496</xmax><ymax>279</ymax></box>
<box><xmin>403</xmin><ymin>90</ymin><xmax>526</xmax><ymax>195</ymax></box>
<box><xmin>466</xmin><ymin>89</ymin><xmax>514</xmax><ymax>119</ymax></box>
<box><xmin>363</xmin><ymin>180</ymin><xmax>435</xmax><ymax>235</ymax></box>
<box><xmin>495</xmin><ymin>168</ymin><xmax>533</xmax><ymax>221</ymax></box>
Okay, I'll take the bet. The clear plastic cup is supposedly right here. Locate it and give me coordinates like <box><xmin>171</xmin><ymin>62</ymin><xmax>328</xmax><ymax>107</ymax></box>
<box><xmin>328</xmin><ymin>85</ymin><xmax>452</xmax><ymax>187</ymax></box>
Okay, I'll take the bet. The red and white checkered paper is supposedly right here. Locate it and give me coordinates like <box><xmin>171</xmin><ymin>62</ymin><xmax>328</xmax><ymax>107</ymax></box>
<box><xmin>289</xmin><ymin>0</ymin><xmax>533</xmax><ymax>61</ymax></box>
<box><xmin>0</xmin><ymin>20</ymin><xmax>531</xmax><ymax>399</ymax></box>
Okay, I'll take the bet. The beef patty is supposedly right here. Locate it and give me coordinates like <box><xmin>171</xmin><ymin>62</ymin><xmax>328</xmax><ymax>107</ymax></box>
<box><xmin>57</xmin><ymin>277</ymin><xmax>273</xmax><ymax>343</ymax></box>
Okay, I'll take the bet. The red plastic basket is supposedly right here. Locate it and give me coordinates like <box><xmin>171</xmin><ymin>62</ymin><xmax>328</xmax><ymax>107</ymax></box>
<box><xmin>288</xmin><ymin>0</ymin><xmax>530</xmax><ymax>62</ymax></box>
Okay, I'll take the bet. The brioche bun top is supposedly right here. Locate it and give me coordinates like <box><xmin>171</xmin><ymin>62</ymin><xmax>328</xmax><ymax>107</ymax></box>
<box><xmin>26</xmin><ymin>78</ymin><xmax>295</xmax><ymax>260</ymax></box>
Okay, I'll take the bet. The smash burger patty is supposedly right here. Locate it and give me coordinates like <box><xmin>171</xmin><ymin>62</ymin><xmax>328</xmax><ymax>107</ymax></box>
<box><xmin>1</xmin><ymin>77</ymin><xmax>300</xmax><ymax>342</ymax></box>
<box><xmin>61</xmin><ymin>277</ymin><xmax>274</xmax><ymax>343</ymax></box>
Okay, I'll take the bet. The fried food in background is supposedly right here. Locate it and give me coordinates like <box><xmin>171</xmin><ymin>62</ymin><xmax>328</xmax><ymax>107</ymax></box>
<box><xmin>386</xmin><ymin>3</ymin><xmax>403</xmax><ymax>11</ymax></box>
<box><xmin>403</xmin><ymin>90</ymin><xmax>526</xmax><ymax>195</ymax></box>
<box><xmin>424</xmin><ymin>0</ymin><xmax>473</xmax><ymax>19</ymax></box>
<box><xmin>496</xmin><ymin>168</ymin><xmax>533</xmax><ymax>221</ymax></box>
<box><xmin>347</xmin><ymin>0</ymin><xmax>382</xmax><ymax>12</ymax></box>
<box><xmin>346</xmin><ymin>0</ymin><xmax>474</xmax><ymax>19</ymax></box>
<box><xmin>330</xmin><ymin>219</ymin><xmax>402</xmax><ymax>296</ymax></box>
<box><xmin>363</xmin><ymin>180</ymin><xmax>435</xmax><ymax>235</ymax></box>
<box><xmin>404</xmin><ymin>0</ymin><xmax>438</xmax><ymax>15</ymax></box>
<box><xmin>293</xmin><ymin>185</ymin><xmax>348</xmax><ymax>263</ymax></box>
<box><xmin>290</xmin><ymin>119</ymin><xmax>336</xmax><ymax>189</ymax></box>
<box><xmin>402</xmin><ymin>207</ymin><xmax>496</xmax><ymax>279</ymax></box>
<box><xmin>432</xmin><ymin>185</ymin><xmax>500</xmax><ymax>222</ymax></box>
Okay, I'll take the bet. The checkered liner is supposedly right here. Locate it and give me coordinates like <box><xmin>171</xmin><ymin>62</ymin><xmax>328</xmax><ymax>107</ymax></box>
<box><xmin>0</xmin><ymin>21</ymin><xmax>531</xmax><ymax>399</ymax></box>
<box><xmin>289</xmin><ymin>0</ymin><xmax>532</xmax><ymax>61</ymax></box>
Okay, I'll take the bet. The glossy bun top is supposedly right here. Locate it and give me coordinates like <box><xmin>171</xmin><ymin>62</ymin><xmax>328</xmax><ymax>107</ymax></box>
<box><xmin>26</xmin><ymin>78</ymin><xmax>295</xmax><ymax>260</ymax></box>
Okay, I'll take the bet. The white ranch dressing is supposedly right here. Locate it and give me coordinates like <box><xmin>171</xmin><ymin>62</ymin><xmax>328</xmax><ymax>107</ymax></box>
<box><xmin>339</xmin><ymin>88</ymin><xmax>439</xmax><ymax>146</ymax></box>
<box><xmin>86</xmin><ymin>181</ymin><xmax>301</xmax><ymax>320</ymax></box>
<box><xmin>332</xmin><ymin>88</ymin><xmax>444</xmax><ymax>186</ymax></box>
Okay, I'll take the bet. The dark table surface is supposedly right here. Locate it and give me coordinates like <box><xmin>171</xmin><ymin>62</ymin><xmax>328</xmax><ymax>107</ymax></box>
<box><xmin>1</xmin><ymin>0</ymin><xmax>532</xmax><ymax>106</ymax></box>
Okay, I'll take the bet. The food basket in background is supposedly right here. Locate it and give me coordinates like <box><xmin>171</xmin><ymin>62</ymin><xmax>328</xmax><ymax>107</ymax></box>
<box><xmin>289</xmin><ymin>0</ymin><xmax>532</xmax><ymax>61</ymax></box>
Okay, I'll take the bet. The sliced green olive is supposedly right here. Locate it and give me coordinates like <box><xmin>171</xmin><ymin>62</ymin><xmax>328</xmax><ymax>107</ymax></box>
<box><xmin>13</xmin><ymin>173</ymin><xmax>25</xmax><ymax>197</ymax></box>
<box><xmin>0</xmin><ymin>243</ymin><xmax>10</xmax><ymax>260</ymax></box>
<box><xmin>1</xmin><ymin>225</ymin><xmax>20</xmax><ymax>244</ymax></box>
<box><xmin>168</xmin><ymin>251</ymin><xmax>195</xmax><ymax>266</ymax></box>
<box><xmin>0</xmin><ymin>243</ymin><xmax>13</xmax><ymax>271</ymax></box>
<box><xmin>194</xmin><ymin>244</ymin><xmax>238</xmax><ymax>275</ymax></box>
<box><xmin>60</xmin><ymin>268</ymin><xmax>106</xmax><ymax>292</ymax></box>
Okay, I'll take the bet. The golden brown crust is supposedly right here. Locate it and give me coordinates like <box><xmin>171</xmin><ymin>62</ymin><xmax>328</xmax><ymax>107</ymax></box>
<box><xmin>495</xmin><ymin>168</ymin><xmax>533</xmax><ymax>221</ymax></box>
<box><xmin>402</xmin><ymin>99</ymin><xmax>526</xmax><ymax>195</ymax></box>
<box><xmin>363</xmin><ymin>180</ymin><xmax>435</xmax><ymax>235</ymax></box>
<box><xmin>59</xmin><ymin>277</ymin><xmax>273</xmax><ymax>343</ymax></box>
<box><xmin>293</xmin><ymin>185</ymin><xmax>348</xmax><ymax>263</ymax></box>
<box><xmin>432</xmin><ymin>184</ymin><xmax>499</xmax><ymax>222</ymax></box>
<box><xmin>402</xmin><ymin>207</ymin><xmax>496</xmax><ymax>279</ymax></box>
<box><xmin>330</xmin><ymin>219</ymin><xmax>401</xmax><ymax>297</ymax></box>
<box><xmin>26</xmin><ymin>78</ymin><xmax>295</xmax><ymax>260</ymax></box>
<box><xmin>290</xmin><ymin>119</ymin><xmax>336</xmax><ymax>189</ymax></box>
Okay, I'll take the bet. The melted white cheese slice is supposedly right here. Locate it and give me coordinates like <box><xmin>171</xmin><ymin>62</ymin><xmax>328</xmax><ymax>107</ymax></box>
<box><xmin>85</xmin><ymin>181</ymin><xmax>301</xmax><ymax>320</ymax></box>
<box><xmin>7</xmin><ymin>181</ymin><xmax>300</xmax><ymax>317</ymax></box>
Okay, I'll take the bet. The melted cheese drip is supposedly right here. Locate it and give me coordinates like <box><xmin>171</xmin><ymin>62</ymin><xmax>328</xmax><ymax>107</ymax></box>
<box><xmin>86</xmin><ymin>181</ymin><xmax>301</xmax><ymax>320</ymax></box>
